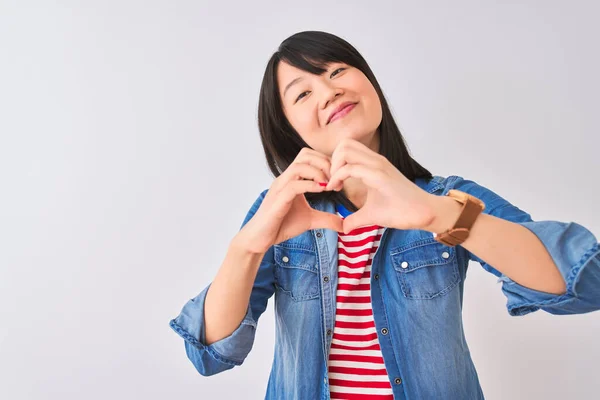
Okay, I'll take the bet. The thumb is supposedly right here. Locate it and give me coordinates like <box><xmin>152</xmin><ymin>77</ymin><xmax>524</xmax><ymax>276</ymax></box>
<box><xmin>310</xmin><ymin>210</ymin><xmax>344</xmax><ymax>233</ymax></box>
<box><xmin>342</xmin><ymin>211</ymin><xmax>369</xmax><ymax>234</ymax></box>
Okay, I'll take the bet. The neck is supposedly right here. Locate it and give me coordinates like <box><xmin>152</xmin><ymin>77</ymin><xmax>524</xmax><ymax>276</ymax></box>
<box><xmin>341</xmin><ymin>178</ymin><xmax>368</xmax><ymax>209</ymax></box>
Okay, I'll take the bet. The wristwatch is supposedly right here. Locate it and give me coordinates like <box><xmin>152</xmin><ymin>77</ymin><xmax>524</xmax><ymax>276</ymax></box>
<box><xmin>433</xmin><ymin>190</ymin><xmax>485</xmax><ymax>247</ymax></box>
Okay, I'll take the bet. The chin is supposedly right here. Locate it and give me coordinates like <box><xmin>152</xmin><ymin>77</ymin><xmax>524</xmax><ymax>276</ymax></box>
<box><xmin>339</xmin><ymin>126</ymin><xmax>376</xmax><ymax>141</ymax></box>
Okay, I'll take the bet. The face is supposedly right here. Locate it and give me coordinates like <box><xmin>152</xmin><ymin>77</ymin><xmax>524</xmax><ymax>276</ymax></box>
<box><xmin>277</xmin><ymin>60</ymin><xmax>383</xmax><ymax>156</ymax></box>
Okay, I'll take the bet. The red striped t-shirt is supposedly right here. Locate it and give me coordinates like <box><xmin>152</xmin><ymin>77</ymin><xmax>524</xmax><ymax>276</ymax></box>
<box><xmin>327</xmin><ymin>203</ymin><xmax>394</xmax><ymax>399</ymax></box>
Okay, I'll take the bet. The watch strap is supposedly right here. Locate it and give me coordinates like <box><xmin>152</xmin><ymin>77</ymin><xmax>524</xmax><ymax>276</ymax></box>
<box><xmin>434</xmin><ymin>190</ymin><xmax>485</xmax><ymax>247</ymax></box>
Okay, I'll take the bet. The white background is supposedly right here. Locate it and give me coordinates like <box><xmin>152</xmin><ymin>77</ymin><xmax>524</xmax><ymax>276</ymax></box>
<box><xmin>1</xmin><ymin>1</ymin><xmax>598</xmax><ymax>399</ymax></box>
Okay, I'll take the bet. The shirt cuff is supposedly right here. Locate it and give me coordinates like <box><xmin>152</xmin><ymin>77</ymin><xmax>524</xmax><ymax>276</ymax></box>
<box><xmin>498</xmin><ymin>220</ymin><xmax>600</xmax><ymax>316</ymax></box>
<box><xmin>169</xmin><ymin>284</ymin><xmax>258</xmax><ymax>374</ymax></box>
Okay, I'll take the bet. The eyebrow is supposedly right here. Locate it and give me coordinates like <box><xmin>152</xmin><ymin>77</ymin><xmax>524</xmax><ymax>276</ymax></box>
<box><xmin>283</xmin><ymin>77</ymin><xmax>304</xmax><ymax>98</ymax></box>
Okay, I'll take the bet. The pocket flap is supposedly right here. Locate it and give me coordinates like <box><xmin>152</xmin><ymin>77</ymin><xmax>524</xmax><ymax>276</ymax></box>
<box><xmin>390</xmin><ymin>237</ymin><xmax>455</xmax><ymax>273</ymax></box>
<box><xmin>274</xmin><ymin>245</ymin><xmax>318</xmax><ymax>273</ymax></box>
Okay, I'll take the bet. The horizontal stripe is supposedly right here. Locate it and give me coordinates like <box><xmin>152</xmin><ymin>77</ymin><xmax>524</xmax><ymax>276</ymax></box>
<box><xmin>333</xmin><ymin>332</ymin><xmax>378</xmax><ymax>342</ymax></box>
<box><xmin>338</xmin><ymin>229</ymin><xmax>381</xmax><ymax>242</ymax></box>
<box><xmin>338</xmin><ymin>240</ymin><xmax>381</xmax><ymax>253</ymax></box>
<box><xmin>338</xmin><ymin>252</ymin><xmax>373</xmax><ymax>261</ymax></box>
<box><xmin>339</xmin><ymin>237</ymin><xmax>380</xmax><ymax>247</ymax></box>
<box><xmin>330</xmin><ymin>393</ymin><xmax>393</xmax><ymax>400</ymax></box>
<box><xmin>335</xmin><ymin>308</ymin><xmax>373</xmax><ymax>316</ymax></box>
<box><xmin>329</xmin><ymin>353</ymin><xmax>384</xmax><ymax>364</ymax></box>
<box><xmin>329</xmin><ymin>347</ymin><xmax>384</xmax><ymax>357</ymax></box>
<box><xmin>331</xmin><ymin>338</ymin><xmax>381</xmax><ymax>347</ymax></box>
<box><xmin>328</xmin><ymin>360</ymin><xmax>386</xmax><ymax>370</ymax></box>
<box><xmin>338</xmin><ymin>262</ymin><xmax>372</xmax><ymax>271</ymax></box>
<box><xmin>333</xmin><ymin>326</ymin><xmax>377</xmax><ymax>336</ymax></box>
<box><xmin>331</xmin><ymin>342</ymin><xmax>381</xmax><ymax>351</ymax></box>
<box><xmin>338</xmin><ymin>276</ymin><xmax>372</xmax><ymax>285</ymax></box>
<box><xmin>338</xmin><ymin>261</ymin><xmax>371</xmax><ymax>270</ymax></box>
<box><xmin>335</xmin><ymin>316</ymin><xmax>374</xmax><ymax>325</ymax></box>
<box><xmin>337</xmin><ymin>295</ymin><xmax>371</xmax><ymax>303</ymax></box>
<box><xmin>329</xmin><ymin>366</ymin><xmax>388</xmax><ymax>376</ymax></box>
<box><xmin>338</xmin><ymin>245</ymin><xmax>378</xmax><ymax>259</ymax></box>
<box><xmin>338</xmin><ymin>226</ymin><xmax>382</xmax><ymax>237</ymax></box>
<box><xmin>338</xmin><ymin>270</ymin><xmax>370</xmax><ymax>280</ymax></box>
<box><xmin>330</xmin><ymin>387</ymin><xmax>394</xmax><ymax>400</ymax></box>
<box><xmin>337</xmin><ymin>283</ymin><xmax>371</xmax><ymax>291</ymax></box>
<box><xmin>338</xmin><ymin>253</ymin><xmax>373</xmax><ymax>263</ymax></box>
<box><xmin>337</xmin><ymin>265</ymin><xmax>371</xmax><ymax>275</ymax></box>
<box><xmin>328</xmin><ymin>372</ymin><xmax>391</xmax><ymax>383</ymax></box>
<box><xmin>335</xmin><ymin>289</ymin><xmax>371</xmax><ymax>297</ymax></box>
<box><xmin>329</xmin><ymin>378</ymin><xmax>392</xmax><ymax>389</ymax></box>
<box><xmin>335</xmin><ymin>302</ymin><xmax>372</xmax><ymax>310</ymax></box>
<box><xmin>334</xmin><ymin>320</ymin><xmax>375</xmax><ymax>329</ymax></box>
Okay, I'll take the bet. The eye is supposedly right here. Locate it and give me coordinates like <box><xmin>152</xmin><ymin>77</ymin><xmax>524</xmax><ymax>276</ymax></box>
<box><xmin>330</xmin><ymin>67</ymin><xmax>346</xmax><ymax>77</ymax></box>
<box><xmin>295</xmin><ymin>91</ymin><xmax>309</xmax><ymax>103</ymax></box>
<box><xmin>293</xmin><ymin>68</ymin><xmax>346</xmax><ymax>104</ymax></box>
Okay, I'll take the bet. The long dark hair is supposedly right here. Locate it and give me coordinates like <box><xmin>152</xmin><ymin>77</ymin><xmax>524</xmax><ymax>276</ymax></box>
<box><xmin>257</xmin><ymin>30</ymin><xmax>432</xmax><ymax>212</ymax></box>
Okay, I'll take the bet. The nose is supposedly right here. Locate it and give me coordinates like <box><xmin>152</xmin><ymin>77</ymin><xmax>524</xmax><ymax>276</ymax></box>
<box><xmin>321</xmin><ymin>89</ymin><xmax>342</xmax><ymax>125</ymax></box>
<box><xmin>321</xmin><ymin>86</ymin><xmax>344</xmax><ymax>110</ymax></box>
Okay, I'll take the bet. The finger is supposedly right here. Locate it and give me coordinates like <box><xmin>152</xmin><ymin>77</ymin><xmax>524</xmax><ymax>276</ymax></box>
<box><xmin>295</xmin><ymin>147</ymin><xmax>331</xmax><ymax>162</ymax></box>
<box><xmin>329</xmin><ymin>140</ymin><xmax>382</xmax><ymax>178</ymax></box>
<box><xmin>310</xmin><ymin>210</ymin><xmax>344</xmax><ymax>233</ymax></box>
<box><xmin>326</xmin><ymin>164</ymin><xmax>382</xmax><ymax>191</ymax></box>
<box><xmin>295</xmin><ymin>150</ymin><xmax>333</xmax><ymax>180</ymax></box>
<box><xmin>277</xmin><ymin>163</ymin><xmax>330</xmax><ymax>190</ymax></box>
<box><xmin>275</xmin><ymin>179</ymin><xmax>326</xmax><ymax>205</ymax></box>
<box><xmin>342</xmin><ymin>210</ymin><xmax>371</xmax><ymax>234</ymax></box>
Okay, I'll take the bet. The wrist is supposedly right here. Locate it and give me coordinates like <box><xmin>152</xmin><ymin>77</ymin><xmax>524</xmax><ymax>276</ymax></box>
<box><xmin>231</xmin><ymin>232</ymin><xmax>265</xmax><ymax>256</ymax></box>
<box><xmin>421</xmin><ymin>195</ymin><xmax>463</xmax><ymax>234</ymax></box>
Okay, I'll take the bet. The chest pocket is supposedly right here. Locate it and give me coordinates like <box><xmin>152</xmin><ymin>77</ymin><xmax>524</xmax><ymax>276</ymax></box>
<box><xmin>274</xmin><ymin>245</ymin><xmax>320</xmax><ymax>301</ymax></box>
<box><xmin>390</xmin><ymin>238</ymin><xmax>460</xmax><ymax>299</ymax></box>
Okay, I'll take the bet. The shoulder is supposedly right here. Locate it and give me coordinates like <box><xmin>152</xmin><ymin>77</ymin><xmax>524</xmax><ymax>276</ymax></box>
<box><xmin>434</xmin><ymin>175</ymin><xmax>486</xmax><ymax>194</ymax></box>
<box><xmin>253</xmin><ymin>188</ymin><xmax>270</xmax><ymax>207</ymax></box>
<box><xmin>436</xmin><ymin>175</ymin><xmax>526</xmax><ymax>216</ymax></box>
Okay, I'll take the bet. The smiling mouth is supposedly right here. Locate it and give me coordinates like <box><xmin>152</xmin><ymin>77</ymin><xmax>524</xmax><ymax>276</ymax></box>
<box><xmin>328</xmin><ymin>103</ymin><xmax>357</xmax><ymax>124</ymax></box>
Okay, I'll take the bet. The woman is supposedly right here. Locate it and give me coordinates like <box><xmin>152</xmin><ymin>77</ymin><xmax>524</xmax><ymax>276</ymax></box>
<box><xmin>170</xmin><ymin>31</ymin><xmax>600</xmax><ymax>399</ymax></box>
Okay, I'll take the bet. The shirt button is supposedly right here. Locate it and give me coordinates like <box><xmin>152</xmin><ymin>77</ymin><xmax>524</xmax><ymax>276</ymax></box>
<box><xmin>323</xmin><ymin>276</ymin><xmax>330</xmax><ymax>283</ymax></box>
<box><xmin>327</xmin><ymin>329</ymin><xmax>332</xmax><ymax>336</ymax></box>
<box><xmin>374</xmin><ymin>274</ymin><xmax>379</xmax><ymax>280</ymax></box>
<box><xmin>316</xmin><ymin>232</ymin><xmax>323</xmax><ymax>238</ymax></box>
<box><xmin>282</xmin><ymin>256</ymin><xmax>289</xmax><ymax>263</ymax></box>
<box><xmin>394</xmin><ymin>377</ymin><xmax>402</xmax><ymax>385</ymax></box>
<box><xmin>324</xmin><ymin>377</ymin><xmax>327</xmax><ymax>384</ymax></box>
<box><xmin>401</xmin><ymin>261</ymin><xmax>409</xmax><ymax>269</ymax></box>
<box><xmin>442</xmin><ymin>251</ymin><xmax>450</xmax><ymax>259</ymax></box>
<box><xmin>381</xmin><ymin>328</ymin><xmax>389</xmax><ymax>335</ymax></box>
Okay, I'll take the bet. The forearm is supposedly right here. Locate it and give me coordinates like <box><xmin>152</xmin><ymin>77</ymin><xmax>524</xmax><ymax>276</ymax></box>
<box><xmin>423</xmin><ymin>195</ymin><xmax>567</xmax><ymax>295</ymax></box>
<box><xmin>203</xmin><ymin>234</ymin><xmax>265</xmax><ymax>345</ymax></box>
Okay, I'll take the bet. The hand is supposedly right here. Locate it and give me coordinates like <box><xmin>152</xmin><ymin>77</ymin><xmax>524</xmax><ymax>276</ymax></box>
<box><xmin>237</xmin><ymin>148</ymin><xmax>343</xmax><ymax>254</ymax></box>
<box><xmin>325</xmin><ymin>138</ymin><xmax>437</xmax><ymax>234</ymax></box>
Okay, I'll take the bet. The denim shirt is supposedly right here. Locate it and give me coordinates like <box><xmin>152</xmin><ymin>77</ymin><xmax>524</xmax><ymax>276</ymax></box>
<box><xmin>169</xmin><ymin>175</ymin><xmax>600</xmax><ymax>400</ymax></box>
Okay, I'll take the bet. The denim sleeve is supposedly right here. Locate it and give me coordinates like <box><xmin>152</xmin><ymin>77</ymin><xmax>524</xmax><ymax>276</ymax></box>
<box><xmin>444</xmin><ymin>175</ymin><xmax>600</xmax><ymax>317</ymax></box>
<box><xmin>169</xmin><ymin>188</ymin><xmax>276</xmax><ymax>376</ymax></box>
